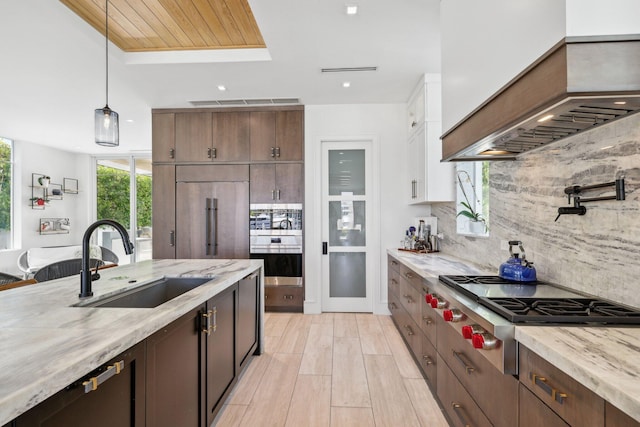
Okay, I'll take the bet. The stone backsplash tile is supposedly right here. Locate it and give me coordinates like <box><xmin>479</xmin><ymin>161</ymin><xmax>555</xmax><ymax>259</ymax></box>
<box><xmin>432</xmin><ymin>112</ymin><xmax>640</xmax><ymax>308</ymax></box>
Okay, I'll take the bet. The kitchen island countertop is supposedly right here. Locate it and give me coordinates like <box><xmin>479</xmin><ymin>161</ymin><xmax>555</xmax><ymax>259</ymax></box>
<box><xmin>387</xmin><ymin>248</ymin><xmax>640</xmax><ymax>422</ymax></box>
<box><xmin>0</xmin><ymin>258</ymin><xmax>263</xmax><ymax>425</ymax></box>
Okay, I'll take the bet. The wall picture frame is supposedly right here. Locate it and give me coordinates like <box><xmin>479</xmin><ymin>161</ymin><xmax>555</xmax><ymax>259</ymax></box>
<box><xmin>63</xmin><ymin>178</ymin><xmax>78</xmax><ymax>194</ymax></box>
<box><xmin>40</xmin><ymin>218</ymin><xmax>70</xmax><ymax>235</ymax></box>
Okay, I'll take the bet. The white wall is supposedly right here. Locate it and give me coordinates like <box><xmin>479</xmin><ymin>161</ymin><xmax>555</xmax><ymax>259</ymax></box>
<box><xmin>440</xmin><ymin>0</ymin><xmax>566</xmax><ymax>132</ymax></box>
<box><xmin>304</xmin><ymin>104</ymin><xmax>431</xmax><ymax>314</ymax></box>
<box><xmin>566</xmin><ymin>0</ymin><xmax>640</xmax><ymax>36</ymax></box>
<box><xmin>0</xmin><ymin>141</ymin><xmax>92</xmax><ymax>275</ymax></box>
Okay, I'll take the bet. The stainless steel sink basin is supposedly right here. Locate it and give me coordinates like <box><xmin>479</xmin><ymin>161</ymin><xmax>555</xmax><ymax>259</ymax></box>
<box><xmin>77</xmin><ymin>277</ymin><xmax>212</xmax><ymax>308</ymax></box>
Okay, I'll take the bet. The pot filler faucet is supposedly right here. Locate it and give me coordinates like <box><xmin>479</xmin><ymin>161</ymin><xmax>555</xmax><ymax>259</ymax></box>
<box><xmin>80</xmin><ymin>219</ymin><xmax>134</xmax><ymax>298</ymax></box>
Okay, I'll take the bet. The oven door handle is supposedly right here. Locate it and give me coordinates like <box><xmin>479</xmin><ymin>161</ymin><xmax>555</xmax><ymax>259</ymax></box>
<box><xmin>206</xmin><ymin>198</ymin><xmax>218</xmax><ymax>256</ymax></box>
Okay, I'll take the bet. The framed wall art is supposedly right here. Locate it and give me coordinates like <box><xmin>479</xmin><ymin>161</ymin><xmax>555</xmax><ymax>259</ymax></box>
<box><xmin>40</xmin><ymin>218</ymin><xmax>70</xmax><ymax>235</ymax></box>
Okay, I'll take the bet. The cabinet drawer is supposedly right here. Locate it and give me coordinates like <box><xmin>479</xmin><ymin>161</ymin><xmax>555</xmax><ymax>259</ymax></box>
<box><xmin>437</xmin><ymin>354</ymin><xmax>492</xmax><ymax>427</ymax></box>
<box><xmin>388</xmin><ymin>291</ymin><xmax>402</xmax><ymax>322</ymax></box>
<box><xmin>419</xmin><ymin>287</ymin><xmax>437</xmax><ymax>345</ymax></box>
<box><xmin>519</xmin><ymin>345</ymin><xmax>604</xmax><ymax>427</ymax></box>
<box><xmin>520</xmin><ymin>383</ymin><xmax>569</xmax><ymax>427</ymax></box>
<box><xmin>388</xmin><ymin>256</ymin><xmax>400</xmax><ymax>274</ymax></box>
<box><xmin>420</xmin><ymin>331</ymin><xmax>437</xmax><ymax>387</ymax></box>
<box><xmin>264</xmin><ymin>286</ymin><xmax>303</xmax><ymax>312</ymax></box>
<box><xmin>399</xmin><ymin>276</ymin><xmax>421</xmax><ymax>325</ymax></box>
<box><xmin>438</xmin><ymin>316</ymin><xmax>518</xmax><ymax>427</ymax></box>
<box><xmin>388</xmin><ymin>266</ymin><xmax>400</xmax><ymax>298</ymax></box>
<box><xmin>605</xmin><ymin>402</ymin><xmax>640</xmax><ymax>427</ymax></box>
<box><xmin>399</xmin><ymin>263</ymin><xmax>422</xmax><ymax>292</ymax></box>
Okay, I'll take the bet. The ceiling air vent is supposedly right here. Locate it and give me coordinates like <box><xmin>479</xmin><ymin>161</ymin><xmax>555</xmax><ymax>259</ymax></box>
<box><xmin>190</xmin><ymin>98</ymin><xmax>301</xmax><ymax>107</ymax></box>
<box><xmin>320</xmin><ymin>66</ymin><xmax>377</xmax><ymax>73</ymax></box>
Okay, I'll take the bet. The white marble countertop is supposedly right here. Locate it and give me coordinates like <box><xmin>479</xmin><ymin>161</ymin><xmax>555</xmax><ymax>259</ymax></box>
<box><xmin>387</xmin><ymin>249</ymin><xmax>640</xmax><ymax>422</ymax></box>
<box><xmin>0</xmin><ymin>258</ymin><xmax>263</xmax><ymax>425</ymax></box>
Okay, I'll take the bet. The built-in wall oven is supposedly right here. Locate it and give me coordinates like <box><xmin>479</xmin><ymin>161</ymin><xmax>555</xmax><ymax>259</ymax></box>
<box><xmin>249</xmin><ymin>204</ymin><xmax>303</xmax><ymax>286</ymax></box>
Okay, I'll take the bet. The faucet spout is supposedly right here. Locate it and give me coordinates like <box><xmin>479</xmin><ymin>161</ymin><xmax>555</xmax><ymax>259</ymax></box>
<box><xmin>80</xmin><ymin>219</ymin><xmax>134</xmax><ymax>298</ymax></box>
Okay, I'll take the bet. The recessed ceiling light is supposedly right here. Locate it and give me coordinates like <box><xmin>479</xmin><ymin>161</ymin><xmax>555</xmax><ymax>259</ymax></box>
<box><xmin>342</xmin><ymin>82</ymin><xmax>351</xmax><ymax>88</ymax></box>
<box><xmin>217</xmin><ymin>85</ymin><xmax>227</xmax><ymax>91</ymax></box>
<box><xmin>614</xmin><ymin>101</ymin><xmax>627</xmax><ymax>105</ymax></box>
<box><xmin>125</xmin><ymin>119</ymin><xmax>134</xmax><ymax>123</ymax></box>
<box><xmin>346</xmin><ymin>4</ymin><xmax>358</xmax><ymax>15</ymax></box>
<box><xmin>537</xmin><ymin>114</ymin><xmax>554</xmax><ymax>122</ymax></box>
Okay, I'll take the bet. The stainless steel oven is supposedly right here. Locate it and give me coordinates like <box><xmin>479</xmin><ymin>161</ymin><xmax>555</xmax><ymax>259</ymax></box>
<box><xmin>249</xmin><ymin>204</ymin><xmax>303</xmax><ymax>286</ymax></box>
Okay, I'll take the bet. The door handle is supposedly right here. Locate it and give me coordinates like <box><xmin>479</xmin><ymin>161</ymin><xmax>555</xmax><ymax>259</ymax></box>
<box><xmin>322</xmin><ymin>242</ymin><xmax>328</xmax><ymax>255</ymax></box>
<box><xmin>169</xmin><ymin>230</ymin><xmax>175</xmax><ymax>247</ymax></box>
<box><xmin>206</xmin><ymin>198</ymin><xmax>218</xmax><ymax>256</ymax></box>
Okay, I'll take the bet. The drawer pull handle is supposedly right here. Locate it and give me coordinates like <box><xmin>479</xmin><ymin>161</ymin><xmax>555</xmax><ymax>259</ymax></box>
<box><xmin>169</xmin><ymin>148</ymin><xmax>175</xmax><ymax>159</ymax></box>
<box><xmin>391</xmin><ymin>279</ymin><xmax>398</xmax><ymax>285</ymax></box>
<box><xmin>404</xmin><ymin>325</ymin><xmax>414</xmax><ymax>336</ymax></box>
<box><xmin>451</xmin><ymin>403</ymin><xmax>471</xmax><ymax>427</ymax></box>
<box><xmin>391</xmin><ymin>260</ymin><xmax>398</xmax><ymax>265</ymax></box>
<box><xmin>422</xmin><ymin>316</ymin><xmax>433</xmax><ymax>325</ymax></box>
<box><xmin>405</xmin><ymin>272</ymin><xmax>414</xmax><ymax>279</ymax></box>
<box><xmin>283</xmin><ymin>294</ymin><xmax>294</xmax><ymax>300</ymax></box>
<box><xmin>531</xmin><ymin>373</ymin><xmax>568</xmax><ymax>404</ymax></box>
<box><xmin>389</xmin><ymin>302</ymin><xmax>398</xmax><ymax>310</ymax></box>
<box><xmin>402</xmin><ymin>294</ymin><xmax>414</xmax><ymax>303</ymax></box>
<box><xmin>422</xmin><ymin>355</ymin><xmax>434</xmax><ymax>365</ymax></box>
<box><xmin>202</xmin><ymin>310</ymin><xmax>213</xmax><ymax>335</ymax></box>
<box><xmin>452</xmin><ymin>350</ymin><xmax>475</xmax><ymax>374</ymax></box>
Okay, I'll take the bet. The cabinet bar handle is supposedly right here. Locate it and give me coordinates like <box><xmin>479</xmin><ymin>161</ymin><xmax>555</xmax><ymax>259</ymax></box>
<box><xmin>271</xmin><ymin>190</ymin><xmax>276</xmax><ymax>200</ymax></box>
<box><xmin>169</xmin><ymin>148</ymin><xmax>175</xmax><ymax>159</ymax></box>
<box><xmin>283</xmin><ymin>294</ymin><xmax>294</xmax><ymax>300</ymax></box>
<box><xmin>275</xmin><ymin>146</ymin><xmax>281</xmax><ymax>157</ymax></box>
<box><xmin>389</xmin><ymin>302</ymin><xmax>397</xmax><ymax>310</ymax></box>
<box><xmin>270</xmin><ymin>147</ymin><xmax>275</xmax><ymax>158</ymax></box>
<box><xmin>212</xmin><ymin>307</ymin><xmax>217</xmax><ymax>333</ymax></box>
<box><xmin>202</xmin><ymin>310</ymin><xmax>213</xmax><ymax>335</ymax></box>
<box><xmin>451</xmin><ymin>403</ymin><xmax>471</xmax><ymax>427</ymax></box>
<box><xmin>452</xmin><ymin>350</ymin><xmax>475</xmax><ymax>374</ymax></box>
<box><xmin>422</xmin><ymin>355</ymin><xmax>434</xmax><ymax>365</ymax></box>
<box><xmin>405</xmin><ymin>272</ymin><xmax>414</xmax><ymax>279</ymax></box>
<box><xmin>212</xmin><ymin>147</ymin><xmax>217</xmax><ymax>159</ymax></box>
<box><xmin>391</xmin><ymin>279</ymin><xmax>398</xmax><ymax>285</ymax></box>
<box><xmin>391</xmin><ymin>260</ymin><xmax>398</xmax><ymax>266</ymax></box>
<box><xmin>169</xmin><ymin>230</ymin><xmax>175</xmax><ymax>247</ymax></box>
<box><xmin>402</xmin><ymin>294</ymin><xmax>414</xmax><ymax>304</ymax></box>
<box><xmin>207</xmin><ymin>147</ymin><xmax>212</xmax><ymax>159</ymax></box>
<box><xmin>404</xmin><ymin>325</ymin><xmax>414</xmax><ymax>336</ymax></box>
<box><xmin>82</xmin><ymin>360</ymin><xmax>124</xmax><ymax>394</ymax></box>
<box><xmin>276</xmin><ymin>189</ymin><xmax>281</xmax><ymax>200</ymax></box>
<box><xmin>531</xmin><ymin>373</ymin><xmax>567</xmax><ymax>404</ymax></box>
<box><xmin>422</xmin><ymin>316</ymin><xmax>433</xmax><ymax>325</ymax></box>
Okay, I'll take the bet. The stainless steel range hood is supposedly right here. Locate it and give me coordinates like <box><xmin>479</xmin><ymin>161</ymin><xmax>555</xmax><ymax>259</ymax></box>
<box><xmin>441</xmin><ymin>35</ymin><xmax>640</xmax><ymax>161</ymax></box>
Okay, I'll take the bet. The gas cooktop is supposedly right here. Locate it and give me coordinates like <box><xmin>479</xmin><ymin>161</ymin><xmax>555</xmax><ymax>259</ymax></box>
<box><xmin>439</xmin><ymin>275</ymin><xmax>640</xmax><ymax>325</ymax></box>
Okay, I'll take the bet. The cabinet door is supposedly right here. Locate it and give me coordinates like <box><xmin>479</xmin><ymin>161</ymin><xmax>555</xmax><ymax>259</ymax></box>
<box><xmin>275</xmin><ymin>163</ymin><xmax>303</xmax><ymax>203</ymax></box>
<box><xmin>212</xmin><ymin>111</ymin><xmax>250</xmax><ymax>161</ymax></box>
<box><xmin>146</xmin><ymin>306</ymin><xmax>202</xmax><ymax>427</ymax></box>
<box><xmin>175</xmin><ymin>112</ymin><xmax>212</xmax><ymax>162</ymax></box>
<box><xmin>176</xmin><ymin>180</ymin><xmax>249</xmax><ymax>259</ymax></box>
<box><xmin>519</xmin><ymin>383</ymin><xmax>569</xmax><ymax>427</ymax></box>
<box><xmin>408</xmin><ymin>125</ymin><xmax>426</xmax><ymax>204</ymax></box>
<box><xmin>152</xmin><ymin>164</ymin><xmax>176</xmax><ymax>259</ymax></box>
<box><xmin>605</xmin><ymin>402</ymin><xmax>640</xmax><ymax>427</ymax></box>
<box><xmin>206</xmin><ymin>285</ymin><xmax>237</xmax><ymax>426</ymax></box>
<box><xmin>275</xmin><ymin>110</ymin><xmax>303</xmax><ymax>161</ymax></box>
<box><xmin>15</xmin><ymin>343</ymin><xmax>146</xmax><ymax>427</ymax></box>
<box><xmin>152</xmin><ymin>113</ymin><xmax>175</xmax><ymax>162</ymax></box>
<box><xmin>237</xmin><ymin>272</ymin><xmax>259</xmax><ymax>368</ymax></box>
<box><xmin>249</xmin><ymin>164</ymin><xmax>276</xmax><ymax>203</ymax></box>
<box><xmin>250</xmin><ymin>111</ymin><xmax>276</xmax><ymax>161</ymax></box>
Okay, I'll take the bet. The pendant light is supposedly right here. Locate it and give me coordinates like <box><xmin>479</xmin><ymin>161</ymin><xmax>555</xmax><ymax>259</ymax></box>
<box><xmin>95</xmin><ymin>0</ymin><xmax>119</xmax><ymax>147</ymax></box>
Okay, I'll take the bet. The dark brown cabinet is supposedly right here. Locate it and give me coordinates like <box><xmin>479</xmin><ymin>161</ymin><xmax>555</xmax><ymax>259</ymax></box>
<box><xmin>146</xmin><ymin>305</ymin><xmax>202</xmax><ymax>427</ymax></box>
<box><xmin>175</xmin><ymin>112</ymin><xmax>212</xmax><ymax>162</ymax></box>
<box><xmin>212</xmin><ymin>111</ymin><xmax>251</xmax><ymax>161</ymax></box>
<box><xmin>250</xmin><ymin>163</ymin><xmax>303</xmax><ymax>203</ymax></box>
<box><xmin>13</xmin><ymin>342</ymin><xmax>146</xmax><ymax>427</ymax></box>
<box><xmin>152</xmin><ymin>113</ymin><xmax>175</xmax><ymax>162</ymax></box>
<box><xmin>250</xmin><ymin>109</ymin><xmax>303</xmax><ymax>161</ymax></box>
<box><xmin>237</xmin><ymin>272</ymin><xmax>259</xmax><ymax>368</ymax></box>
<box><xmin>151</xmin><ymin>164</ymin><xmax>176</xmax><ymax>259</ymax></box>
<box><xmin>264</xmin><ymin>285</ymin><xmax>303</xmax><ymax>312</ymax></box>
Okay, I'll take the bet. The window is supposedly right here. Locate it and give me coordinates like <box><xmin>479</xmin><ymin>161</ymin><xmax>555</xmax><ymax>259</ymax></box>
<box><xmin>0</xmin><ymin>137</ymin><xmax>12</xmax><ymax>250</ymax></box>
<box><xmin>456</xmin><ymin>162</ymin><xmax>489</xmax><ymax>236</ymax></box>
<box><xmin>95</xmin><ymin>156</ymin><xmax>152</xmax><ymax>263</ymax></box>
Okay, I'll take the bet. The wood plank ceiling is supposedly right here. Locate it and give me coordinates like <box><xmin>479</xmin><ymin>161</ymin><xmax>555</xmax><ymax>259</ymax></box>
<box><xmin>60</xmin><ymin>0</ymin><xmax>265</xmax><ymax>52</ymax></box>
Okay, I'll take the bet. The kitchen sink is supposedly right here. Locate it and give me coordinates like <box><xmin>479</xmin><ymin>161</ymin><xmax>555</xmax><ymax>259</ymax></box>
<box><xmin>76</xmin><ymin>277</ymin><xmax>212</xmax><ymax>308</ymax></box>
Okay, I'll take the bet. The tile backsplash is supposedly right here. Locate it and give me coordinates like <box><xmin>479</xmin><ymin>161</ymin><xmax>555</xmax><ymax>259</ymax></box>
<box><xmin>432</xmin><ymin>112</ymin><xmax>640</xmax><ymax>308</ymax></box>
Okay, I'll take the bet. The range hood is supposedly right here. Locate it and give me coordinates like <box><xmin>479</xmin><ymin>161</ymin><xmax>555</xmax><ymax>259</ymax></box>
<box><xmin>441</xmin><ymin>35</ymin><xmax>640</xmax><ymax>161</ymax></box>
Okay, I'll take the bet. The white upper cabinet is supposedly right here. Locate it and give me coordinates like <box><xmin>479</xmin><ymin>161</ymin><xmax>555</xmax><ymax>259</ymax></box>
<box><xmin>407</xmin><ymin>74</ymin><xmax>454</xmax><ymax>204</ymax></box>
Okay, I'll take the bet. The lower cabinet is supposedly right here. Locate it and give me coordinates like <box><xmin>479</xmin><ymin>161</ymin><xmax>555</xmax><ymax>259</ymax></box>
<box><xmin>264</xmin><ymin>285</ymin><xmax>303</xmax><ymax>312</ymax></box>
<box><xmin>13</xmin><ymin>342</ymin><xmax>146</xmax><ymax>427</ymax></box>
<box><xmin>237</xmin><ymin>272</ymin><xmax>259</xmax><ymax>369</ymax></box>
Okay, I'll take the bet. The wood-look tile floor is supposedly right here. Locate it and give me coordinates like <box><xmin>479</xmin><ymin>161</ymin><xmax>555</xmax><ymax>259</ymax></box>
<box><xmin>213</xmin><ymin>313</ymin><xmax>449</xmax><ymax>427</ymax></box>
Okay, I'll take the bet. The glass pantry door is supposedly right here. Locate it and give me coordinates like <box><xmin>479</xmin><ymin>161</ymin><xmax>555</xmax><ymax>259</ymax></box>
<box><xmin>321</xmin><ymin>142</ymin><xmax>372</xmax><ymax>312</ymax></box>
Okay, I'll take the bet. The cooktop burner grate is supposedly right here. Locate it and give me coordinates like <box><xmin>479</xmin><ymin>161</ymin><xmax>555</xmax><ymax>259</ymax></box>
<box><xmin>440</xmin><ymin>275</ymin><xmax>541</xmax><ymax>286</ymax></box>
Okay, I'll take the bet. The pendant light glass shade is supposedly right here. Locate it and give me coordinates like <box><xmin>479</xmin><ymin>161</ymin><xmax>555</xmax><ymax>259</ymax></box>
<box><xmin>95</xmin><ymin>0</ymin><xmax>119</xmax><ymax>147</ymax></box>
<box><xmin>95</xmin><ymin>105</ymin><xmax>119</xmax><ymax>146</ymax></box>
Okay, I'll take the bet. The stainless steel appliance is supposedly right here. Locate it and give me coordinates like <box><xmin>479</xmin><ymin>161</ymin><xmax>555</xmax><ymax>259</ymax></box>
<box><xmin>424</xmin><ymin>275</ymin><xmax>640</xmax><ymax>374</ymax></box>
<box><xmin>249</xmin><ymin>204</ymin><xmax>303</xmax><ymax>286</ymax></box>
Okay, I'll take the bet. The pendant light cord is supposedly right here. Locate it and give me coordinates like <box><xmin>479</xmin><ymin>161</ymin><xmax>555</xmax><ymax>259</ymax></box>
<box><xmin>105</xmin><ymin>0</ymin><xmax>109</xmax><ymax>106</ymax></box>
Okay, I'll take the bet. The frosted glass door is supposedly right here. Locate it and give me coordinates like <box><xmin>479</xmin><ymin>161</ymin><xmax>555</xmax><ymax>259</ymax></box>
<box><xmin>322</xmin><ymin>143</ymin><xmax>372</xmax><ymax>312</ymax></box>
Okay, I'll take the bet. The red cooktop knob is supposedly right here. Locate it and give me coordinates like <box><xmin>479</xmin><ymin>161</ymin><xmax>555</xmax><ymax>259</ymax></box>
<box><xmin>425</xmin><ymin>294</ymin><xmax>433</xmax><ymax>304</ymax></box>
<box><xmin>462</xmin><ymin>325</ymin><xmax>473</xmax><ymax>339</ymax></box>
<box><xmin>443</xmin><ymin>310</ymin><xmax>453</xmax><ymax>321</ymax></box>
<box><xmin>430</xmin><ymin>298</ymin><xmax>439</xmax><ymax>308</ymax></box>
<box><xmin>472</xmin><ymin>333</ymin><xmax>485</xmax><ymax>349</ymax></box>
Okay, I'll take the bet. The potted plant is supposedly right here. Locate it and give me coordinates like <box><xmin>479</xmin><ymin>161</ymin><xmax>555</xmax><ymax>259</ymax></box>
<box><xmin>456</xmin><ymin>170</ymin><xmax>488</xmax><ymax>232</ymax></box>
<box><xmin>38</xmin><ymin>175</ymin><xmax>51</xmax><ymax>187</ymax></box>
<box><xmin>30</xmin><ymin>197</ymin><xmax>48</xmax><ymax>206</ymax></box>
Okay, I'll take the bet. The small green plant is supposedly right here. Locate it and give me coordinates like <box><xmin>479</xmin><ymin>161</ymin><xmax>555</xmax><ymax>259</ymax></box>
<box><xmin>456</xmin><ymin>170</ymin><xmax>488</xmax><ymax>232</ymax></box>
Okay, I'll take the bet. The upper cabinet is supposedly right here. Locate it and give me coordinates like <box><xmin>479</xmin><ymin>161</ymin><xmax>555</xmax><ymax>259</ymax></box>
<box><xmin>407</xmin><ymin>74</ymin><xmax>454</xmax><ymax>204</ymax></box>
<box><xmin>175</xmin><ymin>112</ymin><xmax>213</xmax><ymax>162</ymax></box>
<box><xmin>250</xmin><ymin>110</ymin><xmax>304</xmax><ymax>161</ymax></box>
<box><xmin>152</xmin><ymin>113</ymin><xmax>175</xmax><ymax>163</ymax></box>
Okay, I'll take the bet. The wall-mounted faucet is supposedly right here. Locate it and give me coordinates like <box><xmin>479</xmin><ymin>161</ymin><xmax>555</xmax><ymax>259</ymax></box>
<box><xmin>555</xmin><ymin>178</ymin><xmax>625</xmax><ymax>222</ymax></box>
<box><xmin>80</xmin><ymin>219</ymin><xmax>134</xmax><ymax>298</ymax></box>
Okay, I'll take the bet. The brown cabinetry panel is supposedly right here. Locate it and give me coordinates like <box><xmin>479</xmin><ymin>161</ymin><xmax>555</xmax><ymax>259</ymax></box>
<box><xmin>152</xmin><ymin>164</ymin><xmax>176</xmax><ymax>259</ymax></box>
<box><xmin>264</xmin><ymin>285</ymin><xmax>303</xmax><ymax>312</ymax></box>
<box><xmin>146</xmin><ymin>305</ymin><xmax>202</xmax><ymax>427</ymax></box>
<box><xmin>212</xmin><ymin>111</ymin><xmax>251</xmax><ymax>161</ymax></box>
<box><xmin>275</xmin><ymin>110</ymin><xmax>304</xmax><ymax>161</ymax></box>
<box><xmin>420</xmin><ymin>330</ymin><xmax>437</xmax><ymax>386</ymax></box>
<box><xmin>152</xmin><ymin>113</ymin><xmax>175</xmax><ymax>162</ymax></box>
<box><xmin>605</xmin><ymin>402</ymin><xmax>640</xmax><ymax>427</ymax></box>
<box><xmin>250</xmin><ymin>163</ymin><xmax>303</xmax><ymax>203</ymax></box>
<box><xmin>250</xmin><ymin>111</ymin><xmax>276</xmax><ymax>161</ymax></box>
<box><xmin>237</xmin><ymin>272</ymin><xmax>259</xmax><ymax>369</ymax></box>
<box><xmin>437</xmin><ymin>353</ymin><xmax>492</xmax><ymax>427</ymax></box>
<box><xmin>519</xmin><ymin>345</ymin><xmax>604</xmax><ymax>427</ymax></box>
<box><xmin>15</xmin><ymin>343</ymin><xmax>146</xmax><ymax>427</ymax></box>
<box><xmin>175</xmin><ymin>112</ymin><xmax>213</xmax><ymax>162</ymax></box>
<box><xmin>519</xmin><ymin>383</ymin><xmax>569</xmax><ymax>427</ymax></box>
